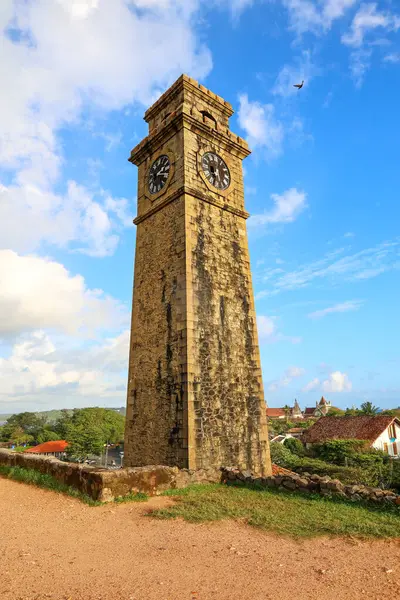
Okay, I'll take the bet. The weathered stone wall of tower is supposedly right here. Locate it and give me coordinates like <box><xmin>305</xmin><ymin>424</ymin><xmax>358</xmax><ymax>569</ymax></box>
<box><xmin>185</xmin><ymin>196</ymin><xmax>270</xmax><ymax>474</ymax></box>
<box><xmin>124</xmin><ymin>197</ymin><xmax>188</xmax><ymax>468</ymax></box>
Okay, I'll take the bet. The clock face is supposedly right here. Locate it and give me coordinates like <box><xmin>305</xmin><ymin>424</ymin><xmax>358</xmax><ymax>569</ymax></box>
<box><xmin>148</xmin><ymin>155</ymin><xmax>171</xmax><ymax>194</ymax></box>
<box><xmin>201</xmin><ymin>152</ymin><xmax>230</xmax><ymax>190</ymax></box>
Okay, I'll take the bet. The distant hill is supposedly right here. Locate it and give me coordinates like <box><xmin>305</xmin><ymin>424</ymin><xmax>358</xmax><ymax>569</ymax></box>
<box><xmin>0</xmin><ymin>406</ymin><xmax>126</xmax><ymax>423</ymax></box>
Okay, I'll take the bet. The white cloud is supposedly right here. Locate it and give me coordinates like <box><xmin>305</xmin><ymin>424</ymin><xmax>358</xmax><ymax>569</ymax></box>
<box><xmin>218</xmin><ymin>0</ymin><xmax>255</xmax><ymax>18</ymax></box>
<box><xmin>282</xmin><ymin>0</ymin><xmax>358</xmax><ymax>35</ymax></box>
<box><xmin>257</xmin><ymin>315</ymin><xmax>302</xmax><ymax>344</ymax></box>
<box><xmin>340</xmin><ymin>3</ymin><xmax>400</xmax><ymax>84</ymax></box>
<box><xmin>0</xmin><ymin>181</ymin><xmax>131</xmax><ymax>256</ymax></box>
<box><xmin>348</xmin><ymin>48</ymin><xmax>373</xmax><ymax>87</ymax></box>
<box><xmin>384</xmin><ymin>52</ymin><xmax>400</xmax><ymax>63</ymax></box>
<box><xmin>237</xmin><ymin>94</ymin><xmax>284</xmax><ymax>157</ymax></box>
<box><xmin>257</xmin><ymin>316</ymin><xmax>277</xmax><ymax>339</ymax></box>
<box><xmin>302</xmin><ymin>377</ymin><xmax>320</xmax><ymax>392</ymax></box>
<box><xmin>342</xmin><ymin>3</ymin><xmax>399</xmax><ymax>48</ymax></box>
<box><xmin>249</xmin><ymin>188</ymin><xmax>307</xmax><ymax>227</ymax></box>
<box><xmin>322</xmin><ymin>371</ymin><xmax>352</xmax><ymax>392</ymax></box>
<box><xmin>302</xmin><ymin>371</ymin><xmax>352</xmax><ymax>393</ymax></box>
<box><xmin>308</xmin><ymin>299</ymin><xmax>364</xmax><ymax>319</ymax></box>
<box><xmin>323</xmin><ymin>0</ymin><xmax>358</xmax><ymax>21</ymax></box>
<box><xmin>0</xmin><ymin>0</ymin><xmax>214</xmax><ymax>254</ymax></box>
<box><xmin>280</xmin><ymin>1</ymin><xmax>399</xmax><ymax>87</ymax></box>
<box><xmin>256</xmin><ymin>238</ymin><xmax>400</xmax><ymax>296</ymax></box>
<box><xmin>0</xmin><ymin>250</ymin><xmax>129</xmax><ymax>339</ymax></box>
<box><xmin>268</xmin><ymin>365</ymin><xmax>305</xmax><ymax>392</ymax></box>
<box><xmin>0</xmin><ymin>328</ymin><xmax>130</xmax><ymax>411</ymax></box>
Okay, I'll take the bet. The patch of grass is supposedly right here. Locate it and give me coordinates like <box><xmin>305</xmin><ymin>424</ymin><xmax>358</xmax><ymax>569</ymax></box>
<box><xmin>154</xmin><ymin>483</ymin><xmax>400</xmax><ymax>539</ymax></box>
<box><xmin>0</xmin><ymin>464</ymin><xmax>150</xmax><ymax>506</ymax></box>
<box><xmin>114</xmin><ymin>491</ymin><xmax>148</xmax><ymax>503</ymax></box>
<box><xmin>0</xmin><ymin>465</ymin><xmax>100</xmax><ymax>506</ymax></box>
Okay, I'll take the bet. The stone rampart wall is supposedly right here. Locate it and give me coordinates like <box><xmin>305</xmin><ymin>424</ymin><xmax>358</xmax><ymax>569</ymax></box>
<box><xmin>2</xmin><ymin>449</ymin><xmax>399</xmax><ymax>508</ymax></box>
<box><xmin>0</xmin><ymin>449</ymin><xmax>220</xmax><ymax>502</ymax></box>
<box><xmin>221</xmin><ymin>467</ymin><xmax>400</xmax><ymax>507</ymax></box>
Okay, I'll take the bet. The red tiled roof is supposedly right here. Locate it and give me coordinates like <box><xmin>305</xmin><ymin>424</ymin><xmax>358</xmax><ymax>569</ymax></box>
<box><xmin>271</xmin><ymin>464</ymin><xmax>296</xmax><ymax>476</ymax></box>
<box><xmin>25</xmin><ymin>440</ymin><xmax>68</xmax><ymax>454</ymax></box>
<box><xmin>266</xmin><ymin>408</ymin><xmax>286</xmax><ymax>417</ymax></box>
<box><xmin>303</xmin><ymin>416</ymin><xmax>398</xmax><ymax>444</ymax></box>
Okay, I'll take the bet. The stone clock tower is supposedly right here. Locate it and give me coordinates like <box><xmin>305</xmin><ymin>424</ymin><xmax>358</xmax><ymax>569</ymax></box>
<box><xmin>124</xmin><ymin>75</ymin><xmax>271</xmax><ymax>476</ymax></box>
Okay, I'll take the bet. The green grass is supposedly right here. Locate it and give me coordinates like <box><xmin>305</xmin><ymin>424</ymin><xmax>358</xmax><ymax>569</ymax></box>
<box><xmin>0</xmin><ymin>465</ymin><xmax>101</xmax><ymax>505</ymax></box>
<box><xmin>153</xmin><ymin>483</ymin><xmax>400</xmax><ymax>539</ymax></box>
<box><xmin>0</xmin><ymin>465</ymin><xmax>148</xmax><ymax>506</ymax></box>
<box><xmin>114</xmin><ymin>491</ymin><xmax>148</xmax><ymax>503</ymax></box>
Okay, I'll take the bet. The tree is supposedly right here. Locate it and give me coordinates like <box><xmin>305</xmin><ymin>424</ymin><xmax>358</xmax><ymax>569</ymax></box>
<box><xmin>360</xmin><ymin>402</ymin><xmax>379</xmax><ymax>416</ymax></box>
<box><xmin>36</xmin><ymin>430</ymin><xmax>60</xmax><ymax>444</ymax></box>
<box><xmin>1</xmin><ymin>412</ymin><xmax>47</xmax><ymax>442</ymax></box>
<box><xmin>283</xmin><ymin>437</ymin><xmax>305</xmax><ymax>456</ymax></box>
<box><xmin>327</xmin><ymin>407</ymin><xmax>345</xmax><ymax>416</ymax></box>
<box><xmin>345</xmin><ymin>407</ymin><xmax>360</xmax><ymax>416</ymax></box>
<box><xmin>8</xmin><ymin>426</ymin><xmax>34</xmax><ymax>446</ymax></box>
<box><xmin>283</xmin><ymin>405</ymin><xmax>291</xmax><ymax>423</ymax></box>
<box><xmin>55</xmin><ymin>408</ymin><xmax>125</xmax><ymax>459</ymax></box>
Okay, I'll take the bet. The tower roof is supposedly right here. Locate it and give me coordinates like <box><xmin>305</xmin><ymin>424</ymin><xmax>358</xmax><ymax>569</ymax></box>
<box><xmin>144</xmin><ymin>74</ymin><xmax>234</xmax><ymax>124</ymax></box>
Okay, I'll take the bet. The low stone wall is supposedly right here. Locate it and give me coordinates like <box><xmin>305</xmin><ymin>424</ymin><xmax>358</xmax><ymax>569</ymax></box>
<box><xmin>221</xmin><ymin>467</ymin><xmax>400</xmax><ymax>507</ymax></box>
<box><xmin>3</xmin><ymin>448</ymin><xmax>398</xmax><ymax>508</ymax></box>
<box><xmin>0</xmin><ymin>449</ymin><xmax>221</xmax><ymax>502</ymax></box>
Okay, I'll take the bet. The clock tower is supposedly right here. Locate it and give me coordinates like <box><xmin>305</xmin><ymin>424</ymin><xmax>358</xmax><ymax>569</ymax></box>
<box><xmin>124</xmin><ymin>75</ymin><xmax>271</xmax><ymax>476</ymax></box>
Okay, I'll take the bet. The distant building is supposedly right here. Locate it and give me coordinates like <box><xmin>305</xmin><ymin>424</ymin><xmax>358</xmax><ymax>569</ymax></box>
<box><xmin>24</xmin><ymin>440</ymin><xmax>68</xmax><ymax>459</ymax></box>
<box><xmin>291</xmin><ymin>399</ymin><xmax>303</xmax><ymax>419</ymax></box>
<box><xmin>270</xmin><ymin>434</ymin><xmax>293</xmax><ymax>444</ymax></box>
<box><xmin>286</xmin><ymin>427</ymin><xmax>304</xmax><ymax>439</ymax></box>
<box><xmin>266</xmin><ymin>408</ymin><xmax>286</xmax><ymax>420</ymax></box>
<box><xmin>304</xmin><ymin>396</ymin><xmax>332</xmax><ymax>418</ymax></box>
<box><xmin>303</xmin><ymin>415</ymin><xmax>400</xmax><ymax>456</ymax></box>
<box><xmin>266</xmin><ymin>400</ymin><xmax>304</xmax><ymax>420</ymax></box>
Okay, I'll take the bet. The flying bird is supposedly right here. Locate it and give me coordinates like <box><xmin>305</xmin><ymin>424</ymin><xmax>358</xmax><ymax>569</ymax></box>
<box><xmin>293</xmin><ymin>80</ymin><xmax>304</xmax><ymax>90</ymax></box>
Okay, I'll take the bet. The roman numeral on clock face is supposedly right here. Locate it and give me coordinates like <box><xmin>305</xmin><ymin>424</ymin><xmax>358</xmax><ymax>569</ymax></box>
<box><xmin>148</xmin><ymin>155</ymin><xmax>171</xmax><ymax>195</ymax></box>
<box><xmin>201</xmin><ymin>152</ymin><xmax>230</xmax><ymax>190</ymax></box>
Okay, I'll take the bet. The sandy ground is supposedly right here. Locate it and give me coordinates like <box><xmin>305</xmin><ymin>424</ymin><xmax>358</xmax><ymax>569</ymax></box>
<box><xmin>1</xmin><ymin>478</ymin><xmax>400</xmax><ymax>600</ymax></box>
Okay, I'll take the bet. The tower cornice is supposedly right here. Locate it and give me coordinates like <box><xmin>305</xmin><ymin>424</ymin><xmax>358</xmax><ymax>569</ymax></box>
<box><xmin>144</xmin><ymin>74</ymin><xmax>234</xmax><ymax>124</ymax></box>
<box><xmin>129</xmin><ymin>111</ymin><xmax>250</xmax><ymax>166</ymax></box>
<box><xmin>133</xmin><ymin>186</ymin><xmax>250</xmax><ymax>225</ymax></box>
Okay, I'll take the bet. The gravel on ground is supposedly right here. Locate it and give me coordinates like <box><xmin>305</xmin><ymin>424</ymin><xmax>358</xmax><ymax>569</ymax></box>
<box><xmin>1</xmin><ymin>478</ymin><xmax>399</xmax><ymax>600</ymax></box>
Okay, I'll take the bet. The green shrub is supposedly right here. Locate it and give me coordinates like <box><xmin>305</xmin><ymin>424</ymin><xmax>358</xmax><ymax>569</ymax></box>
<box><xmin>283</xmin><ymin>437</ymin><xmax>305</xmax><ymax>456</ymax></box>
<box><xmin>351</xmin><ymin>452</ymin><xmax>388</xmax><ymax>468</ymax></box>
<box><xmin>292</xmin><ymin>457</ymin><xmax>380</xmax><ymax>487</ymax></box>
<box><xmin>312</xmin><ymin>440</ymin><xmax>368</xmax><ymax>464</ymax></box>
<box><xmin>270</xmin><ymin>442</ymin><xmax>295</xmax><ymax>466</ymax></box>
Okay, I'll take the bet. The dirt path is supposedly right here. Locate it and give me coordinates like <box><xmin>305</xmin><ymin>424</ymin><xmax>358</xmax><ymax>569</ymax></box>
<box><xmin>1</xmin><ymin>479</ymin><xmax>400</xmax><ymax>600</ymax></box>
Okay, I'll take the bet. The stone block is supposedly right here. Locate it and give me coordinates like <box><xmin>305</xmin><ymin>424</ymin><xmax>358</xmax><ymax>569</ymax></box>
<box><xmin>282</xmin><ymin>480</ymin><xmax>297</xmax><ymax>490</ymax></box>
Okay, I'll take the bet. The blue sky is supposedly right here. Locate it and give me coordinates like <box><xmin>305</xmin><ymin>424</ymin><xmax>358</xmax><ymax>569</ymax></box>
<box><xmin>0</xmin><ymin>0</ymin><xmax>399</xmax><ymax>414</ymax></box>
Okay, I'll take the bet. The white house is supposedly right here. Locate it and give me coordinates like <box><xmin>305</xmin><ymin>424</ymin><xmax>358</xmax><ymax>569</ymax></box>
<box><xmin>373</xmin><ymin>419</ymin><xmax>400</xmax><ymax>456</ymax></box>
<box><xmin>270</xmin><ymin>434</ymin><xmax>294</xmax><ymax>444</ymax></box>
<box><xmin>303</xmin><ymin>415</ymin><xmax>400</xmax><ymax>457</ymax></box>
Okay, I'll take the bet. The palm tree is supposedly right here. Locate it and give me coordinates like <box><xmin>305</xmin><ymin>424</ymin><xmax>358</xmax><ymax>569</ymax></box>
<box><xmin>283</xmin><ymin>404</ymin><xmax>291</xmax><ymax>423</ymax></box>
<box><xmin>360</xmin><ymin>401</ymin><xmax>379</xmax><ymax>415</ymax></box>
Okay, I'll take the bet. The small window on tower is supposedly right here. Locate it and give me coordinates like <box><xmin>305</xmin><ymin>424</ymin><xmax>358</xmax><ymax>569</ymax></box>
<box><xmin>200</xmin><ymin>110</ymin><xmax>217</xmax><ymax>127</ymax></box>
